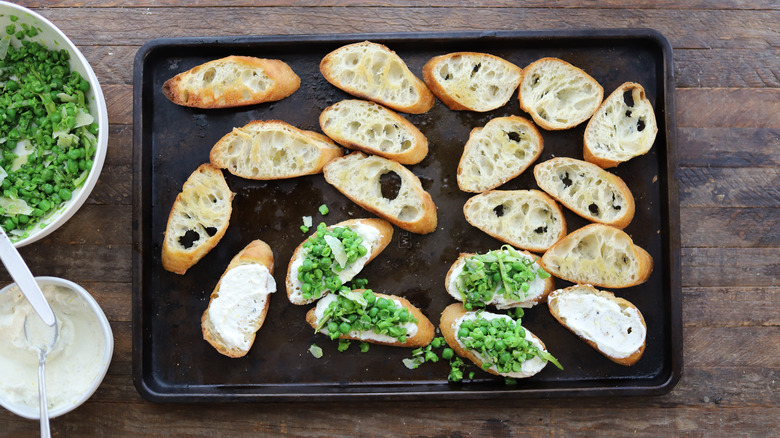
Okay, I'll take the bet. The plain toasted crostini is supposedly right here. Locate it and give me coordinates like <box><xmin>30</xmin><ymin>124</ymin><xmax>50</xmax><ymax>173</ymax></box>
<box><xmin>162</xmin><ymin>55</ymin><xmax>300</xmax><ymax>109</ymax></box>
<box><xmin>161</xmin><ymin>163</ymin><xmax>233</xmax><ymax>275</ymax></box>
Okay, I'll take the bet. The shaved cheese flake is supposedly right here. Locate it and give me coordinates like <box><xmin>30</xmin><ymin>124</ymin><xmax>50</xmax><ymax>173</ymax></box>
<box><xmin>324</xmin><ymin>234</ymin><xmax>348</xmax><ymax>268</ymax></box>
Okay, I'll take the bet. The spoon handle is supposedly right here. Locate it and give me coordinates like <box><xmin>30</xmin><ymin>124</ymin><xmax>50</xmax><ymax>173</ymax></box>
<box><xmin>38</xmin><ymin>353</ymin><xmax>51</xmax><ymax>438</ymax></box>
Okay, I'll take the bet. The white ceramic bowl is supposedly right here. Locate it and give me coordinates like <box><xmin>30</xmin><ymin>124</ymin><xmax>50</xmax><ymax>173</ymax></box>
<box><xmin>0</xmin><ymin>277</ymin><xmax>114</xmax><ymax>419</ymax></box>
<box><xmin>0</xmin><ymin>2</ymin><xmax>108</xmax><ymax>247</ymax></box>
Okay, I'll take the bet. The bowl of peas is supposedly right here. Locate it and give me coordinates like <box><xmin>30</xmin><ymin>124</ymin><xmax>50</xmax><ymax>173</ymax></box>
<box><xmin>0</xmin><ymin>2</ymin><xmax>108</xmax><ymax>247</ymax></box>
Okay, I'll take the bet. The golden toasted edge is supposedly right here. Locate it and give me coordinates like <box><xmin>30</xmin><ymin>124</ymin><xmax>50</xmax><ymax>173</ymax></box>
<box><xmin>162</xmin><ymin>56</ymin><xmax>300</xmax><ymax>109</ymax></box>
<box><xmin>517</xmin><ymin>57</ymin><xmax>604</xmax><ymax>131</ymax></box>
<box><xmin>208</xmin><ymin>120</ymin><xmax>343</xmax><ymax>179</ymax></box>
<box><xmin>538</xmin><ymin>223</ymin><xmax>654</xmax><ymax>288</ymax></box>
<box><xmin>439</xmin><ymin>303</ymin><xmax>547</xmax><ymax>377</ymax></box>
<box><xmin>444</xmin><ymin>249</ymin><xmax>555</xmax><ymax>307</ymax></box>
<box><xmin>323</xmin><ymin>152</ymin><xmax>438</xmax><ymax>234</ymax></box>
<box><xmin>463</xmin><ymin>189</ymin><xmax>567</xmax><ymax>252</ymax></box>
<box><xmin>532</xmin><ymin>157</ymin><xmax>635</xmax><ymax>229</ymax></box>
<box><xmin>456</xmin><ymin>116</ymin><xmax>544</xmax><ymax>193</ymax></box>
<box><xmin>583</xmin><ymin>82</ymin><xmax>658</xmax><ymax>169</ymax></box>
<box><xmin>547</xmin><ymin>284</ymin><xmax>646</xmax><ymax>366</ymax></box>
<box><xmin>422</xmin><ymin>52</ymin><xmax>522</xmax><ymax>112</ymax></box>
<box><xmin>201</xmin><ymin>239</ymin><xmax>275</xmax><ymax>358</ymax></box>
<box><xmin>161</xmin><ymin>163</ymin><xmax>233</xmax><ymax>275</ymax></box>
<box><xmin>305</xmin><ymin>290</ymin><xmax>435</xmax><ymax>347</ymax></box>
<box><xmin>318</xmin><ymin>100</ymin><xmax>428</xmax><ymax>165</ymax></box>
<box><xmin>285</xmin><ymin>218</ymin><xmax>394</xmax><ymax>305</ymax></box>
<box><xmin>319</xmin><ymin>41</ymin><xmax>435</xmax><ymax>114</ymax></box>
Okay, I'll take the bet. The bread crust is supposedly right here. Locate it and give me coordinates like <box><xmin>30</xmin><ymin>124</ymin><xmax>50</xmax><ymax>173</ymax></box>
<box><xmin>539</xmin><ymin>223</ymin><xmax>653</xmax><ymax>288</ymax></box>
<box><xmin>319</xmin><ymin>99</ymin><xmax>428</xmax><ymax>165</ymax></box>
<box><xmin>286</xmin><ymin>218</ymin><xmax>394</xmax><ymax>305</ymax></box>
<box><xmin>518</xmin><ymin>57</ymin><xmax>603</xmax><ymax>130</ymax></box>
<box><xmin>583</xmin><ymin>82</ymin><xmax>658</xmax><ymax>169</ymax></box>
<box><xmin>201</xmin><ymin>240</ymin><xmax>275</xmax><ymax>358</ymax></box>
<box><xmin>534</xmin><ymin>157</ymin><xmax>635</xmax><ymax>229</ymax></box>
<box><xmin>162</xmin><ymin>55</ymin><xmax>300</xmax><ymax>109</ymax></box>
<box><xmin>439</xmin><ymin>303</ymin><xmax>548</xmax><ymax>377</ymax></box>
<box><xmin>305</xmin><ymin>290</ymin><xmax>434</xmax><ymax>348</ymax></box>
<box><xmin>161</xmin><ymin>163</ymin><xmax>233</xmax><ymax>275</ymax></box>
<box><xmin>422</xmin><ymin>52</ymin><xmax>522</xmax><ymax>112</ymax></box>
<box><xmin>209</xmin><ymin>120</ymin><xmax>343</xmax><ymax>180</ymax></box>
<box><xmin>463</xmin><ymin>190</ymin><xmax>566</xmax><ymax>252</ymax></box>
<box><xmin>444</xmin><ymin>249</ymin><xmax>555</xmax><ymax>308</ymax></box>
<box><xmin>547</xmin><ymin>284</ymin><xmax>646</xmax><ymax>366</ymax></box>
<box><xmin>457</xmin><ymin>116</ymin><xmax>544</xmax><ymax>193</ymax></box>
<box><xmin>320</xmin><ymin>41</ymin><xmax>435</xmax><ymax>114</ymax></box>
<box><xmin>323</xmin><ymin>152</ymin><xmax>437</xmax><ymax>234</ymax></box>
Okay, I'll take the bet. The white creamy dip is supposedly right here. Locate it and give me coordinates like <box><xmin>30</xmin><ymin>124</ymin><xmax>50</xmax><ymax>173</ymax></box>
<box><xmin>551</xmin><ymin>291</ymin><xmax>646</xmax><ymax>359</ymax></box>
<box><xmin>206</xmin><ymin>264</ymin><xmax>276</xmax><ymax>351</ymax></box>
<box><xmin>289</xmin><ymin>223</ymin><xmax>381</xmax><ymax>303</ymax></box>
<box><xmin>0</xmin><ymin>284</ymin><xmax>107</xmax><ymax>416</ymax></box>
<box><xmin>448</xmin><ymin>252</ymin><xmax>547</xmax><ymax>309</ymax></box>
<box><xmin>313</xmin><ymin>294</ymin><xmax>418</xmax><ymax>344</ymax></box>
<box><xmin>454</xmin><ymin>312</ymin><xmax>547</xmax><ymax>378</ymax></box>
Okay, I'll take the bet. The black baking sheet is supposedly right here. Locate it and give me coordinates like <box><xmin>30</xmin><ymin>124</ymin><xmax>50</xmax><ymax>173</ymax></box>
<box><xmin>132</xmin><ymin>29</ymin><xmax>681</xmax><ymax>401</ymax></box>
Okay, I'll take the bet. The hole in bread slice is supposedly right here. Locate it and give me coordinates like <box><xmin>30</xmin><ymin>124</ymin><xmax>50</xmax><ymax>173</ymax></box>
<box><xmin>380</xmin><ymin>170</ymin><xmax>402</xmax><ymax>200</ymax></box>
<box><xmin>178</xmin><ymin>229</ymin><xmax>201</xmax><ymax>249</ymax></box>
<box><xmin>493</xmin><ymin>204</ymin><xmax>505</xmax><ymax>217</ymax></box>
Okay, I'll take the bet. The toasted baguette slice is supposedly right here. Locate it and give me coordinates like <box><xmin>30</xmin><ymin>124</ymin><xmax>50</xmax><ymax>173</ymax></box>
<box><xmin>287</xmin><ymin>218</ymin><xmax>393</xmax><ymax>305</ymax></box>
<box><xmin>319</xmin><ymin>99</ymin><xmax>428</xmax><ymax>165</ymax></box>
<box><xmin>457</xmin><ymin>116</ymin><xmax>543</xmax><ymax>193</ymax></box>
<box><xmin>534</xmin><ymin>157</ymin><xmax>635</xmax><ymax>229</ymax></box>
<box><xmin>305</xmin><ymin>290</ymin><xmax>434</xmax><ymax>348</ymax></box>
<box><xmin>518</xmin><ymin>57</ymin><xmax>603</xmax><ymax>130</ymax></box>
<box><xmin>445</xmin><ymin>248</ymin><xmax>555</xmax><ymax>309</ymax></box>
<box><xmin>440</xmin><ymin>304</ymin><xmax>551</xmax><ymax>378</ymax></box>
<box><xmin>201</xmin><ymin>240</ymin><xmax>276</xmax><ymax>358</ymax></box>
<box><xmin>422</xmin><ymin>52</ymin><xmax>522</xmax><ymax>112</ymax></box>
<box><xmin>209</xmin><ymin>120</ymin><xmax>343</xmax><ymax>180</ymax></box>
<box><xmin>463</xmin><ymin>190</ymin><xmax>566</xmax><ymax>252</ymax></box>
<box><xmin>584</xmin><ymin>82</ymin><xmax>658</xmax><ymax>168</ymax></box>
<box><xmin>162</xmin><ymin>163</ymin><xmax>233</xmax><ymax>275</ymax></box>
<box><xmin>320</xmin><ymin>41</ymin><xmax>435</xmax><ymax>114</ymax></box>
<box><xmin>162</xmin><ymin>55</ymin><xmax>300</xmax><ymax>109</ymax></box>
<box><xmin>547</xmin><ymin>284</ymin><xmax>646</xmax><ymax>366</ymax></box>
<box><xmin>540</xmin><ymin>224</ymin><xmax>653</xmax><ymax>288</ymax></box>
<box><xmin>323</xmin><ymin>152</ymin><xmax>437</xmax><ymax>234</ymax></box>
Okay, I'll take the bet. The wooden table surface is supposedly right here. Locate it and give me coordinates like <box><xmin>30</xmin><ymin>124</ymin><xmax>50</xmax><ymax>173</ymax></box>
<box><xmin>1</xmin><ymin>1</ymin><xmax>778</xmax><ymax>436</ymax></box>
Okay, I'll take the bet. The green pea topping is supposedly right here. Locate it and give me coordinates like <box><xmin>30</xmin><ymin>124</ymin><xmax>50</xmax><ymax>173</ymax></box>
<box><xmin>456</xmin><ymin>313</ymin><xmax>562</xmax><ymax>375</ymax></box>
<box><xmin>455</xmin><ymin>245</ymin><xmax>550</xmax><ymax>310</ymax></box>
<box><xmin>296</xmin><ymin>222</ymin><xmax>371</xmax><ymax>300</ymax></box>
<box><xmin>0</xmin><ymin>30</ymin><xmax>98</xmax><ymax>240</ymax></box>
<box><xmin>318</xmin><ymin>204</ymin><xmax>329</xmax><ymax>215</ymax></box>
<box><xmin>314</xmin><ymin>289</ymin><xmax>418</xmax><ymax>344</ymax></box>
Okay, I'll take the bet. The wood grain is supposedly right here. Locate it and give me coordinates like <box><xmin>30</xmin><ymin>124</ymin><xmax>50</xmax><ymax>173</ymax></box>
<box><xmin>0</xmin><ymin>1</ymin><xmax>778</xmax><ymax>435</ymax></box>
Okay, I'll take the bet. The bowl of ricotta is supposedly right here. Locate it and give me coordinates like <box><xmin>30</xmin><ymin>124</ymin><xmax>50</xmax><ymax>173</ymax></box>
<box><xmin>0</xmin><ymin>277</ymin><xmax>113</xmax><ymax>419</ymax></box>
<box><xmin>0</xmin><ymin>2</ymin><xmax>108</xmax><ymax>247</ymax></box>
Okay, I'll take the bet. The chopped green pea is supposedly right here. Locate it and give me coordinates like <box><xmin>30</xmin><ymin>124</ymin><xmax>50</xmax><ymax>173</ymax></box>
<box><xmin>318</xmin><ymin>204</ymin><xmax>329</xmax><ymax>215</ymax></box>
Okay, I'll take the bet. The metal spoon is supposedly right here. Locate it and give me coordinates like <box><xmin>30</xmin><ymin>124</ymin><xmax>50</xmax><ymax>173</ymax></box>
<box><xmin>24</xmin><ymin>311</ymin><xmax>59</xmax><ymax>438</ymax></box>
